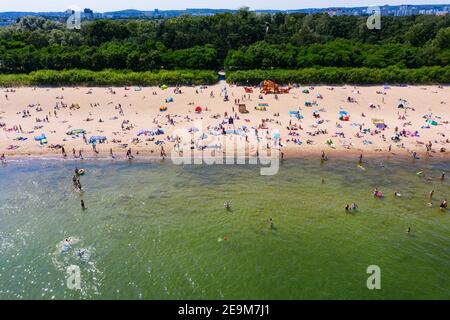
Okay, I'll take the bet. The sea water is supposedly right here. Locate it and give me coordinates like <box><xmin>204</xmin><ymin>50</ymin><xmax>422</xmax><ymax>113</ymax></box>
<box><xmin>0</xmin><ymin>157</ymin><xmax>448</xmax><ymax>299</ymax></box>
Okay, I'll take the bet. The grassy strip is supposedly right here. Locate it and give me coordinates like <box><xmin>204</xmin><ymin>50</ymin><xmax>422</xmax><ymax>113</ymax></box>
<box><xmin>1</xmin><ymin>67</ymin><xmax>449</xmax><ymax>87</ymax></box>
<box><xmin>0</xmin><ymin>69</ymin><xmax>218</xmax><ymax>87</ymax></box>
<box><xmin>226</xmin><ymin>67</ymin><xmax>450</xmax><ymax>85</ymax></box>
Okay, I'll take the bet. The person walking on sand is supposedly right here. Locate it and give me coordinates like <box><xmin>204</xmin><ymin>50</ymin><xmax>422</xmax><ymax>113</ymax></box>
<box><xmin>1</xmin><ymin>154</ymin><xmax>5</xmax><ymax>164</ymax></box>
<box><xmin>358</xmin><ymin>154</ymin><xmax>363</xmax><ymax>165</ymax></box>
<box><xmin>126</xmin><ymin>148</ymin><xmax>134</xmax><ymax>160</ymax></box>
<box><xmin>62</xmin><ymin>147</ymin><xmax>67</xmax><ymax>158</ymax></box>
<box><xmin>110</xmin><ymin>148</ymin><xmax>115</xmax><ymax>159</ymax></box>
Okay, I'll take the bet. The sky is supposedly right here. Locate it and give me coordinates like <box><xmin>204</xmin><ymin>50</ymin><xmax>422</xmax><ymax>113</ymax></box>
<box><xmin>0</xmin><ymin>0</ymin><xmax>449</xmax><ymax>12</ymax></box>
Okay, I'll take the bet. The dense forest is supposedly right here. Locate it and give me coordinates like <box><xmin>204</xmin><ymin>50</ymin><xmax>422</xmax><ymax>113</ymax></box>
<box><xmin>0</xmin><ymin>9</ymin><xmax>450</xmax><ymax>84</ymax></box>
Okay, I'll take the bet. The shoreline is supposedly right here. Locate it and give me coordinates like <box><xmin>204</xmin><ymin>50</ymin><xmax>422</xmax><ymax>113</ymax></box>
<box><xmin>2</xmin><ymin>149</ymin><xmax>449</xmax><ymax>163</ymax></box>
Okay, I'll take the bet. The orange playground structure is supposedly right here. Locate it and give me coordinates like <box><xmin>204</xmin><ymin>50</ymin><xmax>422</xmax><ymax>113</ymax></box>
<box><xmin>260</xmin><ymin>80</ymin><xmax>291</xmax><ymax>94</ymax></box>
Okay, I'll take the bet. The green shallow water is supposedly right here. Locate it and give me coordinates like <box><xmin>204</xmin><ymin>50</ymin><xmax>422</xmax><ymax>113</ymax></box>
<box><xmin>0</xmin><ymin>157</ymin><xmax>449</xmax><ymax>299</ymax></box>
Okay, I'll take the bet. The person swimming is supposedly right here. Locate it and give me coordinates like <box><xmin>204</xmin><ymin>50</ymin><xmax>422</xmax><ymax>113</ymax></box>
<box><xmin>373</xmin><ymin>188</ymin><xmax>383</xmax><ymax>198</ymax></box>
<box><xmin>440</xmin><ymin>172</ymin><xmax>445</xmax><ymax>181</ymax></box>
<box><xmin>224</xmin><ymin>202</ymin><xmax>231</xmax><ymax>210</ymax></box>
<box><xmin>406</xmin><ymin>227</ymin><xmax>411</xmax><ymax>234</ymax></box>
<box><xmin>394</xmin><ymin>191</ymin><xmax>401</xmax><ymax>197</ymax></box>
<box><xmin>77</xmin><ymin>249</ymin><xmax>85</xmax><ymax>258</ymax></box>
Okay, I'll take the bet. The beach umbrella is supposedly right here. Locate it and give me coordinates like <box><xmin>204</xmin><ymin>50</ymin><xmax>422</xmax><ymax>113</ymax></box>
<box><xmin>195</xmin><ymin>106</ymin><xmax>202</xmax><ymax>112</ymax></box>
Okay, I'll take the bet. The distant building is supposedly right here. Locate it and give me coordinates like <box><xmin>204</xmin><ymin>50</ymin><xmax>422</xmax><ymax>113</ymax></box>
<box><xmin>84</xmin><ymin>8</ymin><xmax>94</xmax><ymax>20</ymax></box>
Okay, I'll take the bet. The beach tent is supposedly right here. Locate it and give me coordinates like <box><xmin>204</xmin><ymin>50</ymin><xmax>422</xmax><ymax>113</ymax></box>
<box><xmin>195</xmin><ymin>106</ymin><xmax>203</xmax><ymax>113</ymax></box>
<box><xmin>339</xmin><ymin>111</ymin><xmax>350</xmax><ymax>121</ymax></box>
<box><xmin>189</xmin><ymin>127</ymin><xmax>199</xmax><ymax>133</ymax></box>
<box><xmin>88</xmin><ymin>136</ymin><xmax>107</xmax><ymax>144</ymax></box>
<box><xmin>372</xmin><ymin>119</ymin><xmax>387</xmax><ymax>130</ymax></box>
<box><xmin>288</xmin><ymin>111</ymin><xmax>304</xmax><ymax>119</ymax></box>
<box><xmin>160</xmin><ymin>106</ymin><xmax>167</xmax><ymax>112</ymax></box>
<box><xmin>304</xmin><ymin>101</ymin><xmax>312</xmax><ymax>107</ymax></box>
<box><xmin>165</xmin><ymin>97</ymin><xmax>174</xmax><ymax>103</ymax></box>
<box><xmin>302</xmin><ymin>89</ymin><xmax>310</xmax><ymax>94</ymax></box>
<box><xmin>426</xmin><ymin>119</ymin><xmax>438</xmax><ymax>126</ymax></box>
<box><xmin>34</xmin><ymin>133</ymin><xmax>46</xmax><ymax>142</ymax></box>
<box><xmin>160</xmin><ymin>85</ymin><xmax>168</xmax><ymax>90</ymax></box>
<box><xmin>255</xmin><ymin>103</ymin><xmax>267</xmax><ymax>111</ymax></box>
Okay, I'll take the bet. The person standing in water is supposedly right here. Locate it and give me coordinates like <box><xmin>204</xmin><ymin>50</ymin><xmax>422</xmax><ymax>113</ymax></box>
<box><xmin>440</xmin><ymin>199</ymin><xmax>448</xmax><ymax>211</ymax></box>
<box><xmin>429</xmin><ymin>190</ymin><xmax>434</xmax><ymax>204</ymax></box>
<box><xmin>358</xmin><ymin>154</ymin><xmax>363</xmax><ymax>165</ymax></box>
<box><xmin>0</xmin><ymin>154</ymin><xmax>5</xmax><ymax>164</ymax></box>
<box><xmin>81</xmin><ymin>200</ymin><xmax>86</xmax><ymax>211</ymax></box>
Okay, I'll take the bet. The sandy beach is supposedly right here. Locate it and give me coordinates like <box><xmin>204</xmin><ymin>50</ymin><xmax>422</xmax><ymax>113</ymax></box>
<box><xmin>0</xmin><ymin>83</ymin><xmax>449</xmax><ymax>160</ymax></box>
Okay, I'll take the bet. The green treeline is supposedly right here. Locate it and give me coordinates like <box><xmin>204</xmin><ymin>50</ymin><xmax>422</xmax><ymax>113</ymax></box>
<box><xmin>0</xmin><ymin>10</ymin><xmax>450</xmax><ymax>84</ymax></box>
